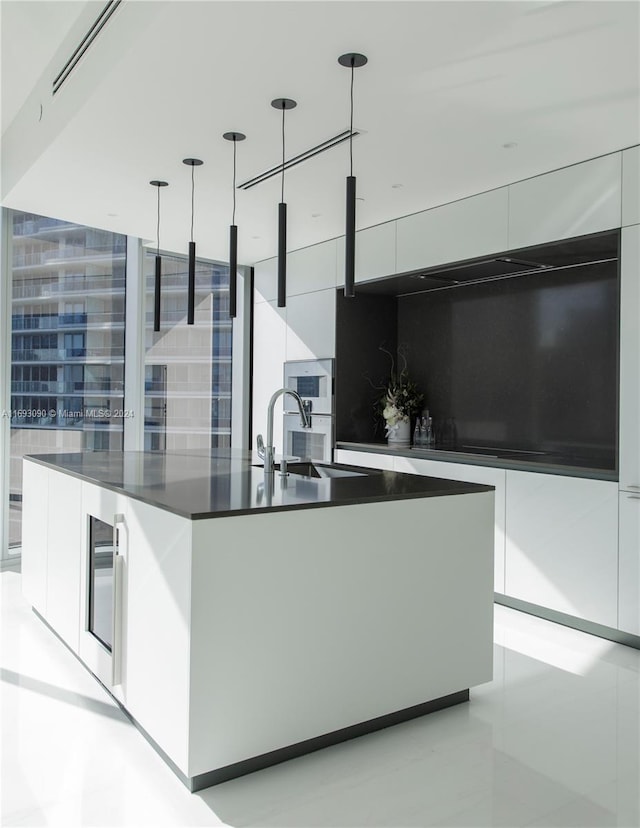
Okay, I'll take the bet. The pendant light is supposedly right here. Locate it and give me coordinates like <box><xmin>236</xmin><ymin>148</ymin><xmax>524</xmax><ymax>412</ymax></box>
<box><xmin>183</xmin><ymin>157</ymin><xmax>203</xmax><ymax>324</ymax></box>
<box><xmin>223</xmin><ymin>131</ymin><xmax>246</xmax><ymax>318</ymax></box>
<box><xmin>149</xmin><ymin>180</ymin><xmax>168</xmax><ymax>332</ymax></box>
<box><xmin>338</xmin><ymin>52</ymin><xmax>368</xmax><ymax>298</ymax></box>
<box><xmin>271</xmin><ymin>97</ymin><xmax>297</xmax><ymax>308</ymax></box>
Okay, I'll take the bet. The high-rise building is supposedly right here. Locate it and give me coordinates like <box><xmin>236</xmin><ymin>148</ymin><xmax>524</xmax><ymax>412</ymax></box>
<box><xmin>9</xmin><ymin>212</ymin><xmax>127</xmax><ymax>549</ymax></box>
<box><xmin>8</xmin><ymin>211</ymin><xmax>233</xmax><ymax>553</ymax></box>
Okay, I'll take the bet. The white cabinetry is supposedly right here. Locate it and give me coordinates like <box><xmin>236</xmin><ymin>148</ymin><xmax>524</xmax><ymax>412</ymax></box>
<box><xmin>285</xmin><ymin>288</ymin><xmax>335</xmax><ymax>361</ymax></box>
<box><xmin>45</xmin><ymin>471</ymin><xmax>82</xmax><ymax>652</ymax></box>
<box><xmin>393</xmin><ymin>457</ymin><xmax>507</xmax><ymax>593</ymax></box>
<box><xmin>622</xmin><ymin>145</ymin><xmax>640</xmax><ymax>227</ymax></box>
<box><xmin>504</xmin><ymin>471</ymin><xmax>619</xmax><ymax>627</ymax></box>
<box><xmin>334</xmin><ymin>448</ymin><xmax>396</xmax><ymax>471</ymax></box>
<box><xmin>395</xmin><ymin>188</ymin><xmax>508</xmax><ymax>274</ymax></box>
<box><xmin>252</xmin><ymin>299</ymin><xmax>286</xmax><ymax>446</ymax></box>
<box><xmin>619</xmin><ymin>225</ymin><xmax>640</xmax><ymax>493</ymax></box>
<box><xmin>337</xmin><ymin>220</ymin><xmax>396</xmax><ymax>286</ymax></box>
<box><xmin>287</xmin><ymin>240</ymin><xmax>337</xmax><ymax>295</ymax></box>
<box><xmin>507</xmin><ymin>154</ymin><xmax>622</xmax><ymax>249</ymax></box>
<box><xmin>123</xmin><ymin>496</ymin><xmax>192</xmax><ymax>772</ymax></box>
<box><xmin>253</xmin><ymin>257</ymin><xmax>278</xmax><ymax>303</ymax></box>
<box><xmin>21</xmin><ymin>461</ymin><xmax>49</xmax><ymax>614</ymax></box>
<box><xmin>619</xmin><ymin>492</ymin><xmax>640</xmax><ymax>635</ymax></box>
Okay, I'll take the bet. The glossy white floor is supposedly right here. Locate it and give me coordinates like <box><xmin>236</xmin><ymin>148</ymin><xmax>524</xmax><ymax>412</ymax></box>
<box><xmin>2</xmin><ymin>569</ymin><xmax>639</xmax><ymax>828</ymax></box>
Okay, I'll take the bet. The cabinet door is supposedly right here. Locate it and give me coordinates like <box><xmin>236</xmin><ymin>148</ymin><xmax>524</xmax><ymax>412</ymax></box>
<box><xmin>622</xmin><ymin>145</ymin><xmax>640</xmax><ymax>227</ymax></box>
<box><xmin>620</xmin><ymin>225</ymin><xmax>640</xmax><ymax>492</ymax></box>
<box><xmin>396</xmin><ymin>188</ymin><xmax>508</xmax><ymax>274</ymax></box>
<box><xmin>504</xmin><ymin>471</ymin><xmax>619</xmax><ymax>627</ymax></box>
<box><xmin>285</xmin><ymin>288</ymin><xmax>336</xmax><ymax>361</ymax></box>
<box><xmin>45</xmin><ymin>470</ymin><xmax>82</xmax><ymax>653</ymax></box>
<box><xmin>252</xmin><ymin>299</ymin><xmax>287</xmax><ymax>448</ymax></box>
<box><xmin>288</xmin><ymin>239</ymin><xmax>338</xmax><ymax>296</ymax></box>
<box><xmin>123</xmin><ymin>496</ymin><xmax>192</xmax><ymax>775</ymax></box>
<box><xmin>336</xmin><ymin>220</ymin><xmax>396</xmax><ymax>285</ymax></box>
<box><xmin>508</xmin><ymin>154</ymin><xmax>622</xmax><ymax>249</ymax></box>
<box><xmin>619</xmin><ymin>492</ymin><xmax>640</xmax><ymax>635</ymax></box>
<box><xmin>21</xmin><ymin>460</ymin><xmax>49</xmax><ymax>614</ymax></box>
<box><xmin>254</xmin><ymin>257</ymin><xmax>277</xmax><ymax>303</ymax></box>
<box><xmin>393</xmin><ymin>457</ymin><xmax>506</xmax><ymax>593</ymax></box>
<box><xmin>334</xmin><ymin>449</ymin><xmax>396</xmax><ymax>470</ymax></box>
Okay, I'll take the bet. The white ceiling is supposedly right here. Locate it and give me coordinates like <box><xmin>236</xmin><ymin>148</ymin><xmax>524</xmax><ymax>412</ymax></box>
<box><xmin>1</xmin><ymin>0</ymin><xmax>639</xmax><ymax>265</ymax></box>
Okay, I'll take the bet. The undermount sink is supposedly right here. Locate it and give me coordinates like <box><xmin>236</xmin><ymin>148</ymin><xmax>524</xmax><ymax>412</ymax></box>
<box><xmin>282</xmin><ymin>461</ymin><xmax>367</xmax><ymax>479</ymax></box>
<box><xmin>254</xmin><ymin>460</ymin><xmax>368</xmax><ymax>479</ymax></box>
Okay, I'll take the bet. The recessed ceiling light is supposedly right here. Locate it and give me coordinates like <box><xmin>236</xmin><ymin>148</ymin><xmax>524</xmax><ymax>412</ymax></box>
<box><xmin>502</xmin><ymin>142</ymin><xmax>518</xmax><ymax>149</ymax></box>
<box><xmin>391</xmin><ymin>184</ymin><xmax>403</xmax><ymax>189</ymax></box>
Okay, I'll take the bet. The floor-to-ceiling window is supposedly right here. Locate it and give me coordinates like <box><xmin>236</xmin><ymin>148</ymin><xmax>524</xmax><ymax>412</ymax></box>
<box><xmin>1</xmin><ymin>212</ymin><xmax>243</xmax><ymax>566</ymax></box>
<box><xmin>6</xmin><ymin>211</ymin><xmax>126</xmax><ymax>560</ymax></box>
<box><xmin>143</xmin><ymin>251</ymin><xmax>232</xmax><ymax>451</ymax></box>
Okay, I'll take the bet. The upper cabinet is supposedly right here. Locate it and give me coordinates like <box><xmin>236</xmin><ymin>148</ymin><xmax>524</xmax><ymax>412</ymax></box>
<box><xmin>395</xmin><ymin>187</ymin><xmax>509</xmax><ymax>274</ymax></box>
<box><xmin>336</xmin><ymin>220</ymin><xmax>396</xmax><ymax>286</ymax></box>
<box><xmin>285</xmin><ymin>288</ymin><xmax>336</xmax><ymax>361</ymax></box>
<box><xmin>622</xmin><ymin>145</ymin><xmax>640</xmax><ymax>227</ymax></box>
<box><xmin>287</xmin><ymin>239</ymin><xmax>338</xmax><ymax>296</ymax></box>
<box><xmin>253</xmin><ymin>239</ymin><xmax>337</xmax><ymax>302</ymax></box>
<box><xmin>254</xmin><ymin>257</ymin><xmax>278</xmax><ymax>304</ymax></box>
<box><xmin>508</xmin><ymin>154</ymin><xmax>622</xmax><ymax>249</ymax></box>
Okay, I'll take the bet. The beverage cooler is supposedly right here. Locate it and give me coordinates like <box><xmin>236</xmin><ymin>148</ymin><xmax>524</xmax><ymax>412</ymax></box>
<box><xmin>283</xmin><ymin>358</ymin><xmax>334</xmax><ymax>462</ymax></box>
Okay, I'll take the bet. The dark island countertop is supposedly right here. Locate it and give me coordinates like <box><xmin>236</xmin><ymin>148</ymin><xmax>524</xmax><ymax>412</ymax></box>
<box><xmin>25</xmin><ymin>449</ymin><xmax>494</xmax><ymax>520</ymax></box>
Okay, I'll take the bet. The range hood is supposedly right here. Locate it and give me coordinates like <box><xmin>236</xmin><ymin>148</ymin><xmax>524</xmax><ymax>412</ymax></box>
<box><xmin>410</xmin><ymin>256</ymin><xmax>549</xmax><ymax>287</ymax></box>
<box><xmin>356</xmin><ymin>230</ymin><xmax>619</xmax><ymax>297</ymax></box>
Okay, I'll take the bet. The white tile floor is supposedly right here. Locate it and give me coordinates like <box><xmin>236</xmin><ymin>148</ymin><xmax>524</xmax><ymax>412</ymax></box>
<box><xmin>2</xmin><ymin>568</ymin><xmax>639</xmax><ymax>828</ymax></box>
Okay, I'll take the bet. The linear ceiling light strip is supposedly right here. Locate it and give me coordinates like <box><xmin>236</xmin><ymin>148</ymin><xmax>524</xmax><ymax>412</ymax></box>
<box><xmin>52</xmin><ymin>0</ymin><xmax>122</xmax><ymax>96</ymax></box>
<box><xmin>238</xmin><ymin>130</ymin><xmax>359</xmax><ymax>190</ymax></box>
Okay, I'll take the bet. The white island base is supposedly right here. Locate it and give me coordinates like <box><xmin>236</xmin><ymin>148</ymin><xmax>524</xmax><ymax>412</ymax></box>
<box><xmin>22</xmin><ymin>458</ymin><xmax>494</xmax><ymax>791</ymax></box>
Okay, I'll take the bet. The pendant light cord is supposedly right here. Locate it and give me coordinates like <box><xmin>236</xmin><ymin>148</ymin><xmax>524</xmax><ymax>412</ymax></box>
<box><xmin>281</xmin><ymin>102</ymin><xmax>286</xmax><ymax>203</ymax></box>
<box><xmin>156</xmin><ymin>186</ymin><xmax>161</xmax><ymax>256</ymax></box>
<box><xmin>349</xmin><ymin>58</ymin><xmax>355</xmax><ymax>176</ymax></box>
<box><xmin>232</xmin><ymin>137</ymin><xmax>237</xmax><ymax>225</ymax></box>
<box><xmin>190</xmin><ymin>163</ymin><xmax>195</xmax><ymax>243</ymax></box>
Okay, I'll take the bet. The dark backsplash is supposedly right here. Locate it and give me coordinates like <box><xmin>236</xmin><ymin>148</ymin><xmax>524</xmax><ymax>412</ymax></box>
<box><xmin>336</xmin><ymin>251</ymin><xmax>619</xmax><ymax>471</ymax></box>
<box><xmin>335</xmin><ymin>290</ymin><xmax>397</xmax><ymax>443</ymax></box>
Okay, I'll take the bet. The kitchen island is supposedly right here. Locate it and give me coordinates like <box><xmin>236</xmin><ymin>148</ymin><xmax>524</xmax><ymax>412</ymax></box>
<box><xmin>21</xmin><ymin>449</ymin><xmax>494</xmax><ymax>791</ymax></box>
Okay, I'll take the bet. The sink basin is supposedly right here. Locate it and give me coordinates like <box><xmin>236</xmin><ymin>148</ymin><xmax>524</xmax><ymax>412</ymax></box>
<box><xmin>282</xmin><ymin>461</ymin><xmax>366</xmax><ymax>479</ymax></box>
<box><xmin>252</xmin><ymin>459</ymin><xmax>371</xmax><ymax>478</ymax></box>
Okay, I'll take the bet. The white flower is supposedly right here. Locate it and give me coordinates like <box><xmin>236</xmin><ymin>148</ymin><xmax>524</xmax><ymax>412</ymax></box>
<box><xmin>382</xmin><ymin>404</ymin><xmax>399</xmax><ymax>424</ymax></box>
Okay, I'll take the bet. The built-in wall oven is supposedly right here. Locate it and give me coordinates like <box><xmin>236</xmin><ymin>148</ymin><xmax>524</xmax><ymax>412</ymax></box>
<box><xmin>283</xmin><ymin>358</ymin><xmax>334</xmax><ymax>462</ymax></box>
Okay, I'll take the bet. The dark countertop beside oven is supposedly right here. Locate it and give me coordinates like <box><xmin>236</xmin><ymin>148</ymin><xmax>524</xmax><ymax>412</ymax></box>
<box><xmin>336</xmin><ymin>442</ymin><xmax>617</xmax><ymax>482</ymax></box>
<box><xmin>24</xmin><ymin>449</ymin><xmax>494</xmax><ymax>521</ymax></box>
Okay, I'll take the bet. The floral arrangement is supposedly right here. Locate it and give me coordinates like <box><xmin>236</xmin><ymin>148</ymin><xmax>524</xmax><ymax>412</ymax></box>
<box><xmin>373</xmin><ymin>345</ymin><xmax>423</xmax><ymax>439</ymax></box>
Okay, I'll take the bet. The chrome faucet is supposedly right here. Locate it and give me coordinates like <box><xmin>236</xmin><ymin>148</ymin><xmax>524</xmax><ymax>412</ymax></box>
<box><xmin>258</xmin><ymin>388</ymin><xmax>311</xmax><ymax>474</ymax></box>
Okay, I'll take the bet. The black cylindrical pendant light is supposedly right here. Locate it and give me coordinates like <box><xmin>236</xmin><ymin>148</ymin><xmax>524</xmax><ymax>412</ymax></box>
<box><xmin>271</xmin><ymin>97</ymin><xmax>297</xmax><ymax>308</ymax></box>
<box><xmin>223</xmin><ymin>131</ymin><xmax>246</xmax><ymax>318</ymax></box>
<box><xmin>183</xmin><ymin>157</ymin><xmax>203</xmax><ymax>324</ymax></box>
<box><xmin>338</xmin><ymin>52</ymin><xmax>368</xmax><ymax>298</ymax></box>
<box><xmin>149</xmin><ymin>180</ymin><xmax>168</xmax><ymax>332</ymax></box>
